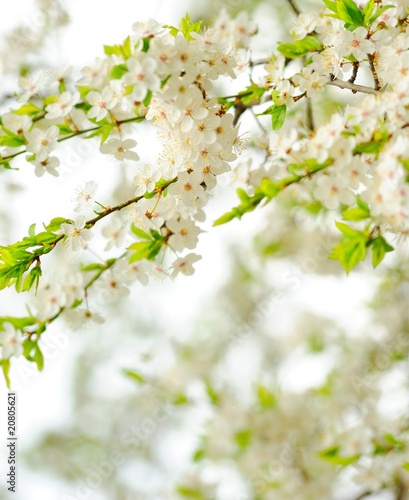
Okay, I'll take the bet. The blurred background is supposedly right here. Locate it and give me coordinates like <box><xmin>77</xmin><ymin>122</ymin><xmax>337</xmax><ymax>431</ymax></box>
<box><xmin>0</xmin><ymin>1</ymin><xmax>408</xmax><ymax>499</ymax></box>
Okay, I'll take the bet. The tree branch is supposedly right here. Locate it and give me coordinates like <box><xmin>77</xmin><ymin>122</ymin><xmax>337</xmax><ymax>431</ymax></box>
<box><xmin>327</xmin><ymin>78</ymin><xmax>377</xmax><ymax>95</ymax></box>
<box><xmin>0</xmin><ymin>115</ymin><xmax>146</xmax><ymax>167</ymax></box>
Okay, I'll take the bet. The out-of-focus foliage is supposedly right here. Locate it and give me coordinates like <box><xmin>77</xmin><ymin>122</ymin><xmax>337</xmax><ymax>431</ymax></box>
<box><xmin>20</xmin><ymin>200</ymin><xmax>409</xmax><ymax>499</ymax></box>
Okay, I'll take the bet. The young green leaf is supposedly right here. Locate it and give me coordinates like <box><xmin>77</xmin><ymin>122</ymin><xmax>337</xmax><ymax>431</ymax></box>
<box><xmin>277</xmin><ymin>36</ymin><xmax>323</xmax><ymax>59</ymax></box>
<box><xmin>370</xmin><ymin>236</ymin><xmax>394</xmax><ymax>268</ymax></box>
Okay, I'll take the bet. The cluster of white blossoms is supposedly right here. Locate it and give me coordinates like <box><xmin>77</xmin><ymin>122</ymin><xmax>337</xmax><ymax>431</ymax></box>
<box><xmin>1</xmin><ymin>0</ymin><xmax>409</xmax><ymax>371</ymax></box>
<box><xmin>236</xmin><ymin>0</ymin><xmax>409</xmax><ymax>239</ymax></box>
<box><xmin>0</xmin><ymin>10</ymin><xmax>257</xmax><ymax>351</ymax></box>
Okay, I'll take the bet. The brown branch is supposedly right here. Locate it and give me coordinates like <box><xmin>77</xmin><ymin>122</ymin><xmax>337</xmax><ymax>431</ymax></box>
<box><xmin>349</xmin><ymin>62</ymin><xmax>360</xmax><ymax>84</ymax></box>
<box><xmin>367</xmin><ymin>53</ymin><xmax>381</xmax><ymax>91</ymax></box>
<box><xmin>327</xmin><ymin>78</ymin><xmax>377</xmax><ymax>95</ymax></box>
<box><xmin>396</xmin><ymin>478</ymin><xmax>406</xmax><ymax>500</ymax></box>
<box><xmin>233</xmin><ymin>102</ymin><xmax>248</xmax><ymax>126</ymax></box>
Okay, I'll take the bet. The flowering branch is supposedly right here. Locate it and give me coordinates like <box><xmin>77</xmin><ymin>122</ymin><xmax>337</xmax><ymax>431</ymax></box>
<box><xmin>85</xmin><ymin>177</ymin><xmax>177</xmax><ymax>228</ymax></box>
<box><xmin>0</xmin><ymin>116</ymin><xmax>146</xmax><ymax>167</ymax></box>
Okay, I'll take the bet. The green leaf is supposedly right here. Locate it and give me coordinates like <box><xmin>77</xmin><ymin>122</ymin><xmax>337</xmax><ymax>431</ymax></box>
<box><xmin>110</xmin><ymin>64</ymin><xmax>127</xmax><ymax>80</ymax></box>
<box><xmin>121</xmin><ymin>36</ymin><xmax>132</xmax><ymax>59</ymax></box>
<box><xmin>131</xmin><ymin>225</ymin><xmax>151</xmax><ymax>240</ymax></box>
<box><xmin>257</xmin><ymin>104</ymin><xmax>287</xmax><ymax>130</ymax></box>
<box><xmin>235</xmin><ymin>429</ymin><xmax>252</xmax><ymax>449</ymax></box>
<box><xmin>163</xmin><ymin>24</ymin><xmax>179</xmax><ymax>36</ymax></box>
<box><xmin>337</xmin><ymin>0</ymin><xmax>365</xmax><ymax>28</ymax></box>
<box><xmin>0</xmin><ymin>161</ymin><xmax>16</xmax><ymax>170</ymax></box>
<box><xmin>258</xmin><ymin>178</ymin><xmax>281</xmax><ymax>199</ymax></box>
<box><xmin>13</xmin><ymin>103</ymin><xmax>41</xmax><ymax>116</ymax></box>
<box><xmin>176</xmin><ymin>486</ymin><xmax>205</xmax><ymax>499</ymax></box>
<box><xmin>322</xmin><ymin>0</ymin><xmax>338</xmax><ymax>13</ymax></box>
<box><xmin>143</xmin><ymin>90</ymin><xmax>153</xmax><ymax>107</ymax></box>
<box><xmin>239</xmin><ymin>85</ymin><xmax>265</xmax><ymax>105</ymax></box>
<box><xmin>22</xmin><ymin>265</ymin><xmax>42</xmax><ymax>292</ymax></box>
<box><xmin>277</xmin><ymin>36</ymin><xmax>323</xmax><ymax>59</ymax></box>
<box><xmin>57</xmin><ymin>123</ymin><xmax>73</xmax><ymax>135</ymax></box>
<box><xmin>368</xmin><ymin>4</ymin><xmax>395</xmax><ymax>26</ymax></box>
<box><xmin>77</xmin><ymin>86</ymin><xmax>93</xmax><ymax>99</ymax></box>
<box><xmin>353</xmin><ymin>140</ymin><xmax>384</xmax><ymax>155</ymax></box>
<box><xmin>257</xmin><ymin>385</ymin><xmax>276</xmax><ymax>408</ymax></box>
<box><xmin>33</xmin><ymin>344</ymin><xmax>44</xmax><ymax>371</ymax></box>
<box><xmin>335</xmin><ymin>221</ymin><xmax>363</xmax><ymax>239</ymax></box>
<box><xmin>205</xmin><ymin>382</ymin><xmax>219</xmax><ymax>405</ymax></box>
<box><xmin>179</xmin><ymin>12</ymin><xmax>203</xmax><ymax>40</ymax></box>
<box><xmin>146</xmin><ymin>241</ymin><xmax>162</xmax><ymax>260</ymax></box>
<box><xmin>0</xmin><ymin>128</ymin><xmax>26</xmax><ymax>147</ymax></box>
<box><xmin>342</xmin><ymin>207</ymin><xmax>370</xmax><ymax>221</ymax></box>
<box><xmin>128</xmin><ymin>241</ymin><xmax>154</xmax><ymax>262</ymax></box>
<box><xmin>0</xmin><ymin>317</ymin><xmax>35</xmax><ymax>331</ymax></box>
<box><xmin>103</xmin><ymin>44</ymin><xmax>122</xmax><ymax>57</ymax></box>
<box><xmin>28</xmin><ymin>223</ymin><xmax>36</xmax><ymax>238</ymax></box>
<box><xmin>331</xmin><ymin>221</ymin><xmax>370</xmax><ymax>272</ymax></box>
<box><xmin>318</xmin><ymin>446</ymin><xmax>360</xmax><ymax>466</ymax></box>
<box><xmin>370</xmin><ymin>236</ymin><xmax>394</xmax><ymax>268</ymax></box>
<box><xmin>43</xmin><ymin>95</ymin><xmax>58</xmax><ymax>106</ymax></box>
<box><xmin>384</xmin><ymin>433</ymin><xmax>405</xmax><ymax>450</ymax></box>
<box><xmin>149</xmin><ymin>229</ymin><xmax>162</xmax><ymax>241</ymax></box>
<box><xmin>213</xmin><ymin>211</ymin><xmax>239</xmax><ymax>226</ymax></box>
<box><xmin>331</xmin><ymin>238</ymin><xmax>367</xmax><ymax>273</ymax></box>
<box><xmin>35</xmin><ymin>232</ymin><xmax>59</xmax><ymax>243</ymax></box>
<box><xmin>0</xmin><ymin>359</ymin><xmax>11</xmax><ymax>389</ymax></box>
<box><xmin>122</xmin><ymin>369</ymin><xmax>145</xmax><ymax>383</ymax></box>
<box><xmin>193</xmin><ymin>448</ymin><xmax>205</xmax><ymax>462</ymax></box>
<box><xmin>271</xmin><ymin>105</ymin><xmax>287</xmax><ymax>130</ymax></box>
<box><xmin>237</xmin><ymin>188</ymin><xmax>251</xmax><ymax>203</ymax></box>
<box><xmin>141</xmin><ymin>37</ymin><xmax>151</xmax><ymax>52</ymax></box>
<box><xmin>362</xmin><ymin>0</ymin><xmax>375</xmax><ymax>24</ymax></box>
<box><xmin>86</xmin><ymin>122</ymin><xmax>114</xmax><ymax>145</ymax></box>
<box><xmin>44</xmin><ymin>217</ymin><xmax>69</xmax><ymax>232</ymax></box>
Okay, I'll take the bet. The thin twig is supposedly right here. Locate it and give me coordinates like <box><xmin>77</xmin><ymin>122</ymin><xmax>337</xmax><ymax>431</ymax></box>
<box><xmin>86</xmin><ymin>178</ymin><xmax>177</xmax><ymax>228</ymax></box>
<box><xmin>286</xmin><ymin>0</ymin><xmax>300</xmax><ymax>15</ymax></box>
<box><xmin>306</xmin><ymin>97</ymin><xmax>314</xmax><ymax>131</ymax></box>
<box><xmin>233</xmin><ymin>102</ymin><xmax>247</xmax><ymax>126</ymax></box>
<box><xmin>352</xmin><ymin>491</ymin><xmax>373</xmax><ymax>500</ymax></box>
<box><xmin>349</xmin><ymin>62</ymin><xmax>360</xmax><ymax>84</ymax></box>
